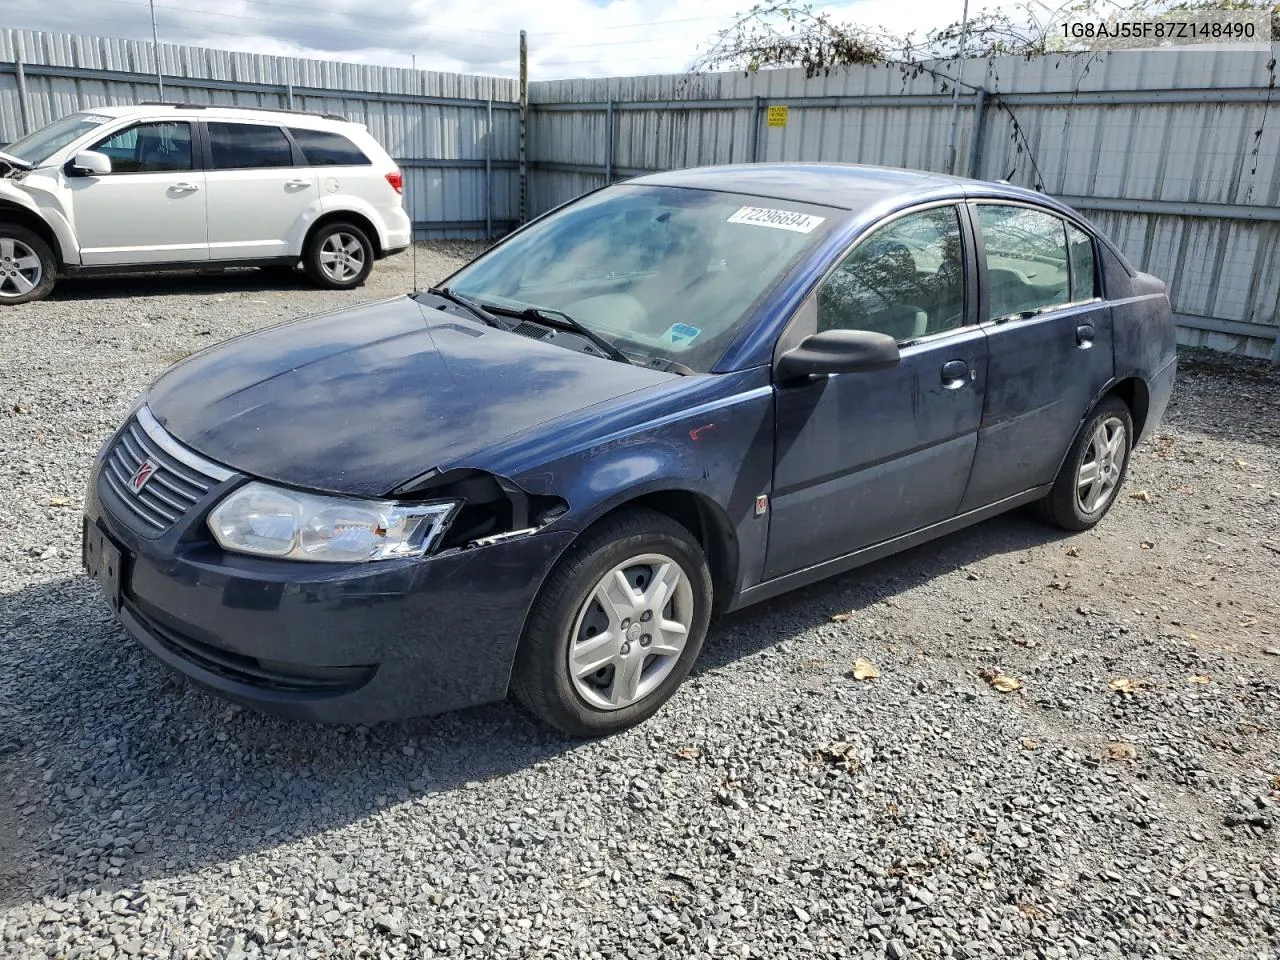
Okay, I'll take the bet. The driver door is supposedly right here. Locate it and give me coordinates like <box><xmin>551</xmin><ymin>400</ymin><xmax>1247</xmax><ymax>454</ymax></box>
<box><xmin>69</xmin><ymin>120</ymin><xmax>208</xmax><ymax>266</ymax></box>
<box><xmin>764</xmin><ymin>204</ymin><xmax>988</xmax><ymax>579</ymax></box>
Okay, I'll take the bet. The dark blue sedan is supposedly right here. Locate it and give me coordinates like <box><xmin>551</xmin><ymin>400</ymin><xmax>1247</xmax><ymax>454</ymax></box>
<box><xmin>82</xmin><ymin>163</ymin><xmax>1177</xmax><ymax>736</ymax></box>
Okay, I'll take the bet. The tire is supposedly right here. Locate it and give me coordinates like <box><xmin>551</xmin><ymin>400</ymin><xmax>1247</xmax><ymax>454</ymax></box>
<box><xmin>0</xmin><ymin>224</ymin><xmax>56</xmax><ymax>305</ymax></box>
<box><xmin>303</xmin><ymin>222</ymin><xmax>374</xmax><ymax>290</ymax></box>
<box><xmin>1037</xmin><ymin>395</ymin><xmax>1134</xmax><ymax>531</ymax></box>
<box><xmin>511</xmin><ymin>508</ymin><xmax>713</xmax><ymax>737</ymax></box>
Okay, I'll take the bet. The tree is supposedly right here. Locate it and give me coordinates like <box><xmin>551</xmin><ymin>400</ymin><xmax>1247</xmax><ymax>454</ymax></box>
<box><xmin>693</xmin><ymin>0</ymin><xmax>1279</xmax><ymax>77</ymax></box>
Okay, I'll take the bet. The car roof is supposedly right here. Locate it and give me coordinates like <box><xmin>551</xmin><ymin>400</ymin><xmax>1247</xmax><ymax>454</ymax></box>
<box><xmin>81</xmin><ymin>103</ymin><xmax>359</xmax><ymax>130</ymax></box>
<box><xmin>630</xmin><ymin>162</ymin><xmax>1039</xmax><ymax>212</ymax></box>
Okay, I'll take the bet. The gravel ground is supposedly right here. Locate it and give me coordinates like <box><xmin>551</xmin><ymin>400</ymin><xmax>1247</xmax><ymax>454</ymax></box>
<box><xmin>1</xmin><ymin>247</ymin><xmax>1278</xmax><ymax>960</ymax></box>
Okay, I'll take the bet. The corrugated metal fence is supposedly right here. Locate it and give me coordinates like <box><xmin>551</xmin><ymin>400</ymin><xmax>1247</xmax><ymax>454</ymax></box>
<box><xmin>529</xmin><ymin>48</ymin><xmax>1280</xmax><ymax>362</ymax></box>
<box><xmin>0</xmin><ymin>29</ymin><xmax>520</xmax><ymax>239</ymax></box>
<box><xmin>4</xmin><ymin>31</ymin><xmax>1280</xmax><ymax>361</ymax></box>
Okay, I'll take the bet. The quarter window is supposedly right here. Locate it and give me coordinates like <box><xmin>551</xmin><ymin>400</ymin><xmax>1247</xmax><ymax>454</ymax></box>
<box><xmin>1067</xmin><ymin>224</ymin><xmax>1097</xmax><ymax>302</ymax></box>
<box><xmin>207</xmin><ymin>122</ymin><xmax>294</xmax><ymax>170</ymax></box>
<box><xmin>91</xmin><ymin>122</ymin><xmax>193</xmax><ymax>173</ymax></box>
<box><xmin>288</xmin><ymin>128</ymin><xmax>370</xmax><ymax>166</ymax></box>
<box><xmin>817</xmin><ymin>206</ymin><xmax>966</xmax><ymax>341</ymax></box>
<box><xmin>975</xmin><ymin>204</ymin><xmax>1072</xmax><ymax>321</ymax></box>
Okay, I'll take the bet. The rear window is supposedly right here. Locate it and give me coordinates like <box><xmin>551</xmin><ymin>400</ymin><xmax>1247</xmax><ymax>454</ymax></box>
<box><xmin>207</xmin><ymin>122</ymin><xmax>294</xmax><ymax>170</ymax></box>
<box><xmin>974</xmin><ymin>204</ymin><xmax>1071</xmax><ymax>321</ymax></box>
<box><xmin>288</xmin><ymin>128</ymin><xmax>370</xmax><ymax>166</ymax></box>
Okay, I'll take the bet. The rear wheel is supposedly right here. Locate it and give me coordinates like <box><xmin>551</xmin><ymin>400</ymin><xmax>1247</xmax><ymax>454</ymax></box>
<box><xmin>511</xmin><ymin>508</ymin><xmax>713</xmax><ymax>737</ymax></box>
<box><xmin>1037</xmin><ymin>395</ymin><xmax>1133</xmax><ymax>531</ymax></box>
<box><xmin>303</xmin><ymin>223</ymin><xmax>373</xmax><ymax>290</ymax></box>
<box><xmin>0</xmin><ymin>225</ymin><xmax>56</xmax><ymax>305</ymax></box>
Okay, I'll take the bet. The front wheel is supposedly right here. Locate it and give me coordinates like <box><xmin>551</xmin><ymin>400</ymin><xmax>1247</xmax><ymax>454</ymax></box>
<box><xmin>0</xmin><ymin>225</ymin><xmax>56</xmax><ymax>304</ymax></box>
<box><xmin>511</xmin><ymin>508</ymin><xmax>713</xmax><ymax>737</ymax></box>
<box><xmin>303</xmin><ymin>223</ymin><xmax>373</xmax><ymax>290</ymax></box>
<box><xmin>1037</xmin><ymin>396</ymin><xmax>1133</xmax><ymax>531</ymax></box>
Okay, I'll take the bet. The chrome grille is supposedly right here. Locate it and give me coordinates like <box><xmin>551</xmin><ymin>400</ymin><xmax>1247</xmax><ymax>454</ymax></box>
<box><xmin>100</xmin><ymin>407</ymin><xmax>232</xmax><ymax>536</ymax></box>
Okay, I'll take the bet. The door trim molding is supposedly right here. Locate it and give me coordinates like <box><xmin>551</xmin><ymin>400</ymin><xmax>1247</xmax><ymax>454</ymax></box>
<box><xmin>727</xmin><ymin>484</ymin><xmax>1051</xmax><ymax>612</ymax></box>
<box><xmin>64</xmin><ymin>255</ymin><xmax>297</xmax><ymax>276</ymax></box>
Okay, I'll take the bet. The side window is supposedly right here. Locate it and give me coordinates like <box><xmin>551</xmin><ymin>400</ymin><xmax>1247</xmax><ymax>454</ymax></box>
<box><xmin>91</xmin><ymin>122</ymin><xmax>192</xmax><ymax>173</ymax></box>
<box><xmin>207</xmin><ymin>123</ymin><xmax>294</xmax><ymax>170</ymax></box>
<box><xmin>1067</xmin><ymin>224</ymin><xmax>1097</xmax><ymax>302</ymax></box>
<box><xmin>817</xmin><ymin>206</ymin><xmax>966</xmax><ymax>341</ymax></box>
<box><xmin>974</xmin><ymin>204</ymin><xmax>1071</xmax><ymax>321</ymax></box>
<box><xmin>288</xmin><ymin>128</ymin><xmax>370</xmax><ymax>166</ymax></box>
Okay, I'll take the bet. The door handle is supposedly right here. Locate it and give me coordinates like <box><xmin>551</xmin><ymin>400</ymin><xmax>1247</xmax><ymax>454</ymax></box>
<box><xmin>170</xmin><ymin>182</ymin><xmax>199</xmax><ymax>192</ymax></box>
<box><xmin>940</xmin><ymin>359</ymin><xmax>971</xmax><ymax>389</ymax></box>
<box><xmin>285</xmin><ymin>179</ymin><xmax>312</xmax><ymax>188</ymax></box>
<box><xmin>1076</xmin><ymin>323</ymin><xmax>1095</xmax><ymax>348</ymax></box>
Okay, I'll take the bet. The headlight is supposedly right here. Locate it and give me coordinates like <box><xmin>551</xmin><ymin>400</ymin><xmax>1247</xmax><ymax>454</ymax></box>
<box><xmin>208</xmin><ymin>481</ymin><xmax>459</xmax><ymax>563</ymax></box>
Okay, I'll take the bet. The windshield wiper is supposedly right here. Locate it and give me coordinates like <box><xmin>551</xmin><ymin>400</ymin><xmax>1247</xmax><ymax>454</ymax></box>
<box><xmin>516</xmin><ymin>306</ymin><xmax>634</xmax><ymax>366</ymax></box>
<box><xmin>424</xmin><ymin>286</ymin><xmax>511</xmax><ymax>330</ymax></box>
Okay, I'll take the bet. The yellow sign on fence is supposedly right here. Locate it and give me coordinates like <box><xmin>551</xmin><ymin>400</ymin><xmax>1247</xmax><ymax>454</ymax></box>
<box><xmin>766</xmin><ymin>105</ymin><xmax>789</xmax><ymax>128</ymax></box>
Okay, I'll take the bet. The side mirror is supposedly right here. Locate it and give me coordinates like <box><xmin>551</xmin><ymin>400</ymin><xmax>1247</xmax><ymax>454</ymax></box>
<box><xmin>69</xmin><ymin>150</ymin><xmax>112</xmax><ymax>176</ymax></box>
<box><xmin>775</xmin><ymin>328</ymin><xmax>901</xmax><ymax>380</ymax></box>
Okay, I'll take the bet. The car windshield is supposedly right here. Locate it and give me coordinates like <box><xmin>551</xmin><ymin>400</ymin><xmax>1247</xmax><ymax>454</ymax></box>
<box><xmin>442</xmin><ymin>184</ymin><xmax>840</xmax><ymax>372</ymax></box>
<box><xmin>3</xmin><ymin>112</ymin><xmax>110</xmax><ymax>165</ymax></box>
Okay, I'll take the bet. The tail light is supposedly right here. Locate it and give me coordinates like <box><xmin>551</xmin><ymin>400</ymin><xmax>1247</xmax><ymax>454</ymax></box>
<box><xmin>385</xmin><ymin>171</ymin><xmax>403</xmax><ymax>194</ymax></box>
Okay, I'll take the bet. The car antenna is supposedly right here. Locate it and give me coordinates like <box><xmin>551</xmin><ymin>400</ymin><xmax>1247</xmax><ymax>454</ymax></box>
<box><xmin>411</xmin><ymin>54</ymin><xmax>419</xmax><ymax>293</ymax></box>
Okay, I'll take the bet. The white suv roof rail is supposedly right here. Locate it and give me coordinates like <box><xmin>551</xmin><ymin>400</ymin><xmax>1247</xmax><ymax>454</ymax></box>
<box><xmin>136</xmin><ymin>102</ymin><xmax>350</xmax><ymax>123</ymax></box>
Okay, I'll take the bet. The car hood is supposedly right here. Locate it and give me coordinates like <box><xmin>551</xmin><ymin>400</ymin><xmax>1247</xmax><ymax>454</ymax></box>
<box><xmin>146</xmin><ymin>296</ymin><xmax>678</xmax><ymax>497</ymax></box>
<box><xmin>0</xmin><ymin>150</ymin><xmax>33</xmax><ymax>173</ymax></box>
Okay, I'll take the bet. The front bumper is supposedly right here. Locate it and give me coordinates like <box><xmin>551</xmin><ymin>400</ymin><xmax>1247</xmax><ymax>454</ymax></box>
<box><xmin>84</xmin><ymin>450</ymin><xmax>574</xmax><ymax>723</ymax></box>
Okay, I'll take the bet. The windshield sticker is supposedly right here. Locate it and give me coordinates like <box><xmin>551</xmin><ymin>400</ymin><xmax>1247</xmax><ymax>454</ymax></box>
<box><xmin>660</xmin><ymin>323</ymin><xmax>702</xmax><ymax>347</ymax></box>
<box><xmin>727</xmin><ymin>206</ymin><xmax>825</xmax><ymax>233</ymax></box>
<box><xmin>82</xmin><ymin>115</ymin><xmax>112</xmax><ymax>124</ymax></box>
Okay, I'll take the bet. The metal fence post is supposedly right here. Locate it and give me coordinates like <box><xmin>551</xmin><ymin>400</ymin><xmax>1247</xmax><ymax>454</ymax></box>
<box><xmin>14</xmin><ymin>48</ymin><xmax>31</xmax><ymax>137</ymax></box>
<box><xmin>604</xmin><ymin>97</ymin><xmax>614</xmax><ymax>183</ymax></box>
<box><xmin>485</xmin><ymin>93</ymin><xmax>493</xmax><ymax>239</ymax></box>
<box><xmin>750</xmin><ymin>96</ymin><xmax>763</xmax><ymax>162</ymax></box>
<box><xmin>967</xmin><ymin>87</ymin><xmax>987</xmax><ymax>178</ymax></box>
<box><xmin>286</xmin><ymin>79</ymin><xmax>294</xmax><ymax>110</ymax></box>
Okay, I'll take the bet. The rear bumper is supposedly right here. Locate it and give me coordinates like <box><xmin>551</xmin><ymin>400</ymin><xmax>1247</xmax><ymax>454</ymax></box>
<box><xmin>1141</xmin><ymin>356</ymin><xmax>1177</xmax><ymax>442</ymax></box>
<box><xmin>84</xmin><ymin>454</ymin><xmax>574</xmax><ymax>723</ymax></box>
<box><xmin>381</xmin><ymin>208</ymin><xmax>412</xmax><ymax>258</ymax></box>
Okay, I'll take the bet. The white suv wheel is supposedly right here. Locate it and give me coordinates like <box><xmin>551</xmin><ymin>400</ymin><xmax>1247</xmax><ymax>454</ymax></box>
<box><xmin>0</xmin><ymin>227</ymin><xmax>56</xmax><ymax>304</ymax></box>
<box><xmin>305</xmin><ymin>223</ymin><xmax>374</xmax><ymax>290</ymax></box>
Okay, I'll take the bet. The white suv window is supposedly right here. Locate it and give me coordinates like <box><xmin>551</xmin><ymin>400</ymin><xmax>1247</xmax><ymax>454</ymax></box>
<box><xmin>288</xmin><ymin>128</ymin><xmax>370</xmax><ymax>166</ymax></box>
<box><xmin>91</xmin><ymin>121</ymin><xmax>193</xmax><ymax>173</ymax></box>
<box><xmin>3</xmin><ymin>112</ymin><xmax>112</xmax><ymax>165</ymax></box>
<box><xmin>207</xmin><ymin>123</ymin><xmax>294</xmax><ymax>170</ymax></box>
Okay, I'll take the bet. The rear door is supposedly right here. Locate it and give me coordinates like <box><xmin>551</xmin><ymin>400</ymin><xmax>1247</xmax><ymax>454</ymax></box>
<box><xmin>69</xmin><ymin>119</ymin><xmax>207</xmax><ymax>265</ymax></box>
<box><xmin>958</xmin><ymin>201</ymin><xmax>1114</xmax><ymax>511</ymax></box>
<box><xmin>764</xmin><ymin>203</ymin><xmax>988</xmax><ymax>579</ymax></box>
<box><xmin>201</xmin><ymin>121</ymin><xmax>318</xmax><ymax>261</ymax></box>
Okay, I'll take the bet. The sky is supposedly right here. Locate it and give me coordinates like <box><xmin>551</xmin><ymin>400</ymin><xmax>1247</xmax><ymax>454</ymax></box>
<box><xmin>5</xmin><ymin>0</ymin><xmax>1009</xmax><ymax>80</ymax></box>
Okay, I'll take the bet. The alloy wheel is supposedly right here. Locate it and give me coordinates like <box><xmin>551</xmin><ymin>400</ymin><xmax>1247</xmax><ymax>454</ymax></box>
<box><xmin>0</xmin><ymin>237</ymin><xmax>43</xmax><ymax>300</ymax></box>
<box><xmin>568</xmin><ymin>553</ymin><xmax>694</xmax><ymax>711</ymax></box>
<box><xmin>318</xmin><ymin>232</ymin><xmax>366</xmax><ymax>283</ymax></box>
<box><xmin>1076</xmin><ymin>415</ymin><xmax>1126</xmax><ymax>514</ymax></box>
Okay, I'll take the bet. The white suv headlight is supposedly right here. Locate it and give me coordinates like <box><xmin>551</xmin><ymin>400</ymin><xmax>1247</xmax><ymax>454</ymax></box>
<box><xmin>208</xmin><ymin>481</ymin><xmax>459</xmax><ymax>563</ymax></box>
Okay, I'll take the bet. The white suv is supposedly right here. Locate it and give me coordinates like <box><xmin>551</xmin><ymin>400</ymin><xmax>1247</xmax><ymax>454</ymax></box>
<box><xmin>0</xmin><ymin>103</ymin><xmax>412</xmax><ymax>303</ymax></box>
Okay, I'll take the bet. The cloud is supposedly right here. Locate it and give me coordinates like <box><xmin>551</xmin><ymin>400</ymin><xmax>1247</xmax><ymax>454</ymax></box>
<box><xmin>6</xmin><ymin>0</ymin><xmax>1018</xmax><ymax>80</ymax></box>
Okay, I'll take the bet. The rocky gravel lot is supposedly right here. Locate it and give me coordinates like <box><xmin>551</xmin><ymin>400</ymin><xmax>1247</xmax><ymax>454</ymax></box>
<box><xmin>1</xmin><ymin>247</ymin><xmax>1278</xmax><ymax>960</ymax></box>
